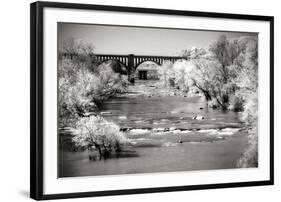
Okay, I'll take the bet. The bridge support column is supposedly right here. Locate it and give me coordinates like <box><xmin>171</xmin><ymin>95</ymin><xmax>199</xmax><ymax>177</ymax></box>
<box><xmin>128</xmin><ymin>54</ymin><xmax>135</xmax><ymax>83</ymax></box>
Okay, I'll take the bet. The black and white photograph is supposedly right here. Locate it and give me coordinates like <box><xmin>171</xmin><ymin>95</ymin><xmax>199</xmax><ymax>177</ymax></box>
<box><xmin>58</xmin><ymin>23</ymin><xmax>259</xmax><ymax>178</ymax></box>
<box><xmin>0</xmin><ymin>0</ymin><xmax>278</xmax><ymax>201</ymax></box>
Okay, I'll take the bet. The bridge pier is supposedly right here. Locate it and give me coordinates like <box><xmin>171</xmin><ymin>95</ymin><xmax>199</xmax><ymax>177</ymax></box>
<box><xmin>128</xmin><ymin>54</ymin><xmax>135</xmax><ymax>83</ymax></box>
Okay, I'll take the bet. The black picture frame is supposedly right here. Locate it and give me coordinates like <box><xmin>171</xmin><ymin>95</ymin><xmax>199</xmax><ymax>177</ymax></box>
<box><xmin>30</xmin><ymin>1</ymin><xmax>274</xmax><ymax>200</ymax></box>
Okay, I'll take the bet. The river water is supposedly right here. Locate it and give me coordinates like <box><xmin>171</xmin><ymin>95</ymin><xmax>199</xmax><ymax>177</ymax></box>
<box><xmin>59</xmin><ymin>95</ymin><xmax>248</xmax><ymax>177</ymax></box>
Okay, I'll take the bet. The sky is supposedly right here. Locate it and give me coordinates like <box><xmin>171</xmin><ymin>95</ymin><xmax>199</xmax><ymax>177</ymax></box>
<box><xmin>58</xmin><ymin>23</ymin><xmax>256</xmax><ymax>56</ymax></box>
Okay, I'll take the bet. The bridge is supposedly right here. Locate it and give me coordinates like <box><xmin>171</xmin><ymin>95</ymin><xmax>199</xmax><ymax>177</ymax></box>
<box><xmin>94</xmin><ymin>54</ymin><xmax>185</xmax><ymax>79</ymax></box>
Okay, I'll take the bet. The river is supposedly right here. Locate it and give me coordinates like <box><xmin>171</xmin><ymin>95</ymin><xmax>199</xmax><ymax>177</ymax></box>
<box><xmin>59</xmin><ymin>91</ymin><xmax>248</xmax><ymax>178</ymax></box>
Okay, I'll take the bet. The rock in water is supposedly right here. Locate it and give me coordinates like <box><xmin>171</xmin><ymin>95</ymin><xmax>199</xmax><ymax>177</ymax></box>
<box><xmin>169</xmin><ymin>127</ymin><xmax>176</xmax><ymax>131</ymax></box>
<box><xmin>100</xmin><ymin>111</ymin><xmax>112</xmax><ymax>115</ymax></box>
<box><xmin>83</xmin><ymin>112</ymin><xmax>96</xmax><ymax>117</ymax></box>
<box><xmin>196</xmin><ymin>116</ymin><xmax>204</xmax><ymax>120</ymax></box>
<box><xmin>192</xmin><ymin>115</ymin><xmax>204</xmax><ymax>120</ymax></box>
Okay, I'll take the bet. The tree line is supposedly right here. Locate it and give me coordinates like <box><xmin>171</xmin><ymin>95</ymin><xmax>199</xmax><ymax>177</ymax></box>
<box><xmin>158</xmin><ymin>34</ymin><xmax>258</xmax><ymax>167</ymax></box>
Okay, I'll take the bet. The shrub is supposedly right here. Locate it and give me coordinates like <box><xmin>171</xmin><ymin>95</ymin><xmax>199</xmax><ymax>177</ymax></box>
<box><xmin>72</xmin><ymin>116</ymin><xmax>129</xmax><ymax>159</ymax></box>
<box><xmin>228</xmin><ymin>95</ymin><xmax>244</xmax><ymax>112</ymax></box>
<box><xmin>94</xmin><ymin>63</ymin><xmax>129</xmax><ymax>104</ymax></box>
<box><xmin>236</xmin><ymin>127</ymin><xmax>258</xmax><ymax>167</ymax></box>
<box><xmin>241</xmin><ymin>93</ymin><xmax>258</xmax><ymax>126</ymax></box>
<box><xmin>237</xmin><ymin>92</ymin><xmax>258</xmax><ymax>168</ymax></box>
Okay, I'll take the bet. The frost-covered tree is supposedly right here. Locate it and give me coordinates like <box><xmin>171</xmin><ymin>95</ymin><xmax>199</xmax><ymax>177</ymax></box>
<box><xmin>181</xmin><ymin>47</ymin><xmax>207</xmax><ymax>60</ymax></box>
<box><xmin>172</xmin><ymin>60</ymin><xmax>193</xmax><ymax>92</ymax></box>
<box><xmin>60</xmin><ymin>37</ymin><xmax>95</xmax><ymax>61</ymax></box>
<box><xmin>58</xmin><ymin>61</ymin><xmax>128</xmax><ymax>125</ymax></box>
<box><xmin>235</xmin><ymin>36</ymin><xmax>258</xmax><ymax>167</ymax></box>
<box><xmin>158</xmin><ymin>60</ymin><xmax>174</xmax><ymax>87</ymax></box>
<box><xmin>73</xmin><ymin>116</ymin><xmax>129</xmax><ymax>159</ymax></box>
